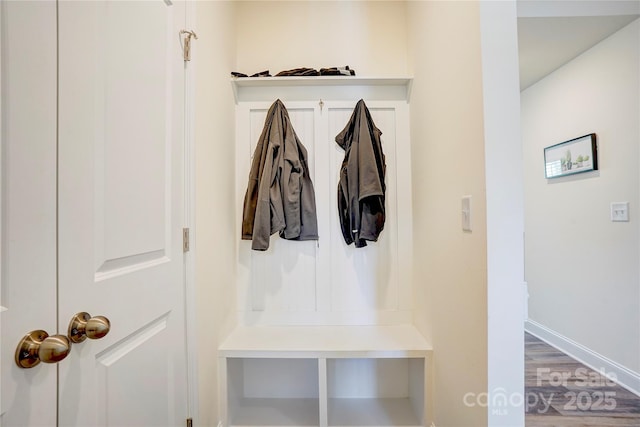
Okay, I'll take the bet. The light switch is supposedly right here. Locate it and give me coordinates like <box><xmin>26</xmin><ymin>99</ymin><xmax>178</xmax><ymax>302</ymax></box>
<box><xmin>462</xmin><ymin>195</ymin><xmax>472</xmax><ymax>232</ymax></box>
<box><xmin>611</xmin><ymin>202</ymin><xmax>629</xmax><ymax>222</ymax></box>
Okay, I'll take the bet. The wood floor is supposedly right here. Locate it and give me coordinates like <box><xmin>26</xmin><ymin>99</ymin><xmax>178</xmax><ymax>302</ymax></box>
<box><xmin>525</xmin><ymin>332</ymin><xmax>640</xmax><ymax>426</ymax></box>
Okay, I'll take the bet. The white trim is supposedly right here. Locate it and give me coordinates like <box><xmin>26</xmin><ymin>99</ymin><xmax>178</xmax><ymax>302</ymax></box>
<box><xmin>525</xmin><ymin>319</ymin><xmax>640</xmax><ymax>396</ymax></box>
<box><xmin>480</xmin><ymin>2</ymin><xmax>526</xmax><ymax>426</ymax></box>
<box><xmin>231</xmin><ymin>76</ymin><xmax>413</xmax><ymax>103</ymax></box>
<box><xmin>0</xmin><ymin>0</ymin><xmax>3</xmax><ymax>416</ymax></box>
<box><xmin>183</xmin><ymin>0</ymin><xmax>199</xmax><ymax>424</ymax></box>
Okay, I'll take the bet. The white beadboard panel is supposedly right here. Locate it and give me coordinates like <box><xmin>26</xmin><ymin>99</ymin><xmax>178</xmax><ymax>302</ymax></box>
<box><xmin>246</xmin><ymin>106</ymin><xmax>318</xmax><ymax>313</ymax></box>
<box><xmin>236</xmin><ymin>99</ymin><xmax>412</xmax><ymax>326</ymax></box>
<box><xmin>327</xmin><ymin>105</ymin><xmax>399</xmax><ymax>312</ymax></box>
<box><xmin>250</xmin><ymin>238</ymin><xmax>317</xmax><ymax>312</ymax></box>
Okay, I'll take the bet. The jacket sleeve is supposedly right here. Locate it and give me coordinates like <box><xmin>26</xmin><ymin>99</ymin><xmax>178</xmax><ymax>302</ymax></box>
<box><xmin>248</xmin><ymin>105</ymin><xmax>286</xmax><ymax>250</ymax></box>
<box><xmin>280</xmin><ymin>121</ymin><xmax>303</xmax><ymax>239</ymax></box>
<box><xmin>241</xmin><ymin>110</ymin><xmax>274</xmax><ymax>241</ymax></box>
<box><xmin>356</xmin><ymin>105</ymin><xmax>386</xmax><ymax>243</ymax></box>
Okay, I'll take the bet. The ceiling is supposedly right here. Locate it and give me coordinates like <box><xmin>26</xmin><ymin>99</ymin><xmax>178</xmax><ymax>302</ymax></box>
<box><xmin>517</xmin><ymin>14</ymin><xmax>639</xmax><ymax>90</ymax></box>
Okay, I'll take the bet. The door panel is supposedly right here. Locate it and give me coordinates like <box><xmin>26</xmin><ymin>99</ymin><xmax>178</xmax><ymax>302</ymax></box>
<box><xmin>93</xmin><ymin>1</ymin><xmax>171</xmax><ymax>278</ymax></box>
<box><xmin>98</xmin><ymin>1</ymin><xmax>168</xmax><ymax>267</ymax></box>
<box><xmin>0</xmin><ymin>1</ymin><xmax>58</xmax><ymax>424</ymax></box>
<box><xmin>57</xmin><ymin>1</ymin><xmax>187</xmax><ymax>425</ymax></box>
<box><xmin>94</xmin><ymin>314</ymin><xmax>175</xmax><ymax>426</ymax></box>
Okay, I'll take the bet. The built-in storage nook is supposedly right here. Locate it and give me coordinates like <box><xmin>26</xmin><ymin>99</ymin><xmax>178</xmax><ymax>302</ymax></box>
<box><xmin>220</xmin><ymin>77</ymin><xmax>432</xmax><ymax>427</ymax></box>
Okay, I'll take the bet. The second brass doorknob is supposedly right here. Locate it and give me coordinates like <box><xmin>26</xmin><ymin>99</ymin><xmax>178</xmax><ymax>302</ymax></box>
<box><xmin>68</xmin><ymin>312</ymin><xmax>110</xmax><ymax>343</ymax></box>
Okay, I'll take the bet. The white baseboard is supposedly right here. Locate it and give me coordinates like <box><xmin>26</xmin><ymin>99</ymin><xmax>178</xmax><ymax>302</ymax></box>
<box><xmin>525</xmin><ymin>319</ymin><xmax>640</xmax><ymax>396</ymax></box>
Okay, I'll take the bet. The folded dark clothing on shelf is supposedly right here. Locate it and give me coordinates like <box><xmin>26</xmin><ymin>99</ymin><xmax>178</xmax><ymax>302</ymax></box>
<box><xmin>231</xmin><ymin>70</ymin><xmax>271</xmax><ymax>78</ymax></box>
<box><xmin>275</xmin><ymin>67</ymin><xmax>319</xmax><ymax>77</ymax></box>
<box><xmin>320</xmin><ymin>66</ymin><xmax>356</xmax><ymax>76</ymax></box>
<box><xmin>235</xmin><ymin>67</ymin><xmax>354</xmax><ymax>78</ymax></box>
<box><xmin>250</xmin><ymin>70</ymin><xmax>271</xmax><ymax>77</ymax></box>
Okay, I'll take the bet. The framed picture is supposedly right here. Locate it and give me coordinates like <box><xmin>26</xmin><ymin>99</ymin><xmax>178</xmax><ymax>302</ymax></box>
<box><xmin>544</xmin><ymin>133</ymin><xmax>598</xmax><ymax>179</ymax></box>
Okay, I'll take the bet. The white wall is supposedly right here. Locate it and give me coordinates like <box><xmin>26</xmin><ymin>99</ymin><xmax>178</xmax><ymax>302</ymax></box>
<box><xmin>522</xmin><ymin>19</ymin><xmax>640</xmax><ymax>373</ymax></box>
<box><xmin>408</xmin><ymin>2</ymin><xmax>525</xmax><ymax>425</ymax></box>
<box><xmin>407</xmin><ymin>2</ymin><xmax>489</xmax><ymax>425</ymax></box>
<box><xmin>235</xmin><ymin>1</ymin><xmax>408</xmax><ymax>77</ymax></box>
<box><xmin>479</xmin><ymin>2</ymin><xmax>525</xmax><ymax>425</ymax></box>
<box><xmin>194</xmin><ymin>2</ymin><xmax>238</xmax><ymax>426</ymax></box>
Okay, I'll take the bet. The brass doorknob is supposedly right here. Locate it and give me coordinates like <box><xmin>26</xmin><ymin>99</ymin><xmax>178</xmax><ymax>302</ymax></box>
<box><xmin>15</xmin><ymin>330</ymin><xmax>71</xmax><ymax>368</ymax></box>
<box><xmin>68</xmin><ymin>312</ymin><xmax>110</xmax><ymax>343</ymax></box>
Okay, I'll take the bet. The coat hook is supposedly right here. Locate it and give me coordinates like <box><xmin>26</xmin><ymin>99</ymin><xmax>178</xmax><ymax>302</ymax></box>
<box><xmin>180</xmin><ymin>30</ymin><xmax>198</xmax><ymax>61</ymax></box>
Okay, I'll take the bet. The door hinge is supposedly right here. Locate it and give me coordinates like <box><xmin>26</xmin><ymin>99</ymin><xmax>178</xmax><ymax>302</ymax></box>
<box><xmin>186</xmin><ymin>418</ymin><xmax>193</xmax><ymax>427</ymax></box>
<box><xmin>180</xmin><ymin>30</ymin><xmax>198</xmax><ymax>61</ymax></box>
<box><xmin>183</xmin><ymin>227</ymin><xmax>190</xmax><ymax>253</ymax></box>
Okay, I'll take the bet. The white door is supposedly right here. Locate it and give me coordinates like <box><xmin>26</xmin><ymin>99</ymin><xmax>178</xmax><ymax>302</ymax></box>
<box><xmin>1</xmin><ymin>1</ymin><xmax>189</xmax><ymax>425</ymax></box>
<box><xmin>1</xmin><ymin>1</ymin><xmax>59</xmax><ymax>425</ymax></box>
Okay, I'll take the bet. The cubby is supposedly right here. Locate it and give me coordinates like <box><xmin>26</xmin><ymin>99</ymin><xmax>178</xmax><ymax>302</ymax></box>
<box><xmin>226</xmin><ymin>358</ymin><xmax>320</xmax><ymax>427</ymax></box>
<box><xmin>327</xmin><ymin>358</ymin><xmax>424</xmax><ymax>427</ymax></box>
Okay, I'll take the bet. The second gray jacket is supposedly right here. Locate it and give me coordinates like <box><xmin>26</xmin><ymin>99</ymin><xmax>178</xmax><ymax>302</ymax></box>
<box><xmin>335</xmin><ymin>99</ymin><xmax>386</xmax><ymax>248</ymax></box>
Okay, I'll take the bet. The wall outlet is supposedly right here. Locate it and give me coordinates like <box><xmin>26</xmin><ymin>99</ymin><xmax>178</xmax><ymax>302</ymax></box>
<box><xmin>611</xmin><ymin>202</ymin><xmax>629</xmax><ymax>222</ymax></box>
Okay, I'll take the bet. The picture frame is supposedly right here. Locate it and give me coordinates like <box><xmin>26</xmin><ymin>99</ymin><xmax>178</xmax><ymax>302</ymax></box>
<box><xmin>544</xmin><ymin>133</ymin><xmax>598</xmax><ymax>179</ymax></box>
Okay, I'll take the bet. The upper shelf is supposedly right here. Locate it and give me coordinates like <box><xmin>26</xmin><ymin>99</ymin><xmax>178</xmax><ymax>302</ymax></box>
<box><xmin>231</xmin><ymin>76</ymin><xmax>413</xmax><ymax>103</ymax></box>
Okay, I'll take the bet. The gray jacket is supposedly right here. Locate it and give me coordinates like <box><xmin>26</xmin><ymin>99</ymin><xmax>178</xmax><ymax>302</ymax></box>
<box><xmin>336</xmin><ymin>99</ymin><xmax>386</xmax><ymax>247</ymax></box>
<box><xmin>242</xmin><ymin>100</ymin><xmax>319</xmax><ymax>251</ymax></box>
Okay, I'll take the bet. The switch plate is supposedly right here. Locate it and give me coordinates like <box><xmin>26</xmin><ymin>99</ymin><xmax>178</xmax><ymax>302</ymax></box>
<box><xmin>462</xmin><ymin>195</ymin><xmax>472</xmax><ymax>232</ymax></box>
<box><xmin>611</xmin><ymin>202</ymin><xmax>629</xmax><ymax>222</ymax></box>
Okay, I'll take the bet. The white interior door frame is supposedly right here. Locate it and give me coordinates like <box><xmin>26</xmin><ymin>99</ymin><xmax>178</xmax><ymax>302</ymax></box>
<box><xmin>0</xmin><ymin>3</ymin><xmax>4</xmax><ymax>416</ymax></box>
<box><xmin>183</xmin><ymin>0</ymin><xmax>199</xmax><ymax>422</ymax></box>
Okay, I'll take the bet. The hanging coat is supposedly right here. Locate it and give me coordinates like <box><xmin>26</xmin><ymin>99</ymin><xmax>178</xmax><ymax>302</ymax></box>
<box><xmin>242</xmin><ymin>99</ymin><xmax>319</xmax><ymax>251</ymax></box>
<box><xmin>335</xmin><ymin>99</ymin><xmax>386</xmax><ymax>248</ymax></box>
